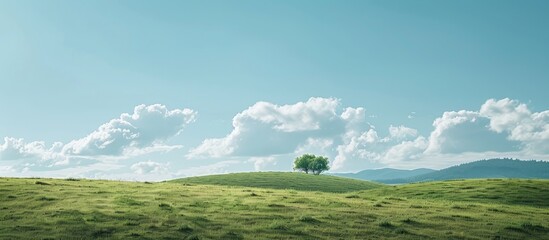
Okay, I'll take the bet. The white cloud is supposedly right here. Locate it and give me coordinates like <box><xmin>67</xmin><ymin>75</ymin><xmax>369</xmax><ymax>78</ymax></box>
<box><xmin>294</xmin><ymin>138</ymin><xmax>334</xmax><ymax>156</ymax></box>
<box><xmin>2</xmin><ymin>97</ymin><xmax>548</xmax><ymax>179</ymax></box>
<box><xmin>480</xmin><ymin>98</ymin><xmax>549</xmax><ymax>154</ymax></box>
<box><xmin>0</xmin><ymin>137</ymin><xmax>63</xmax><ymax>161</ymax></box>
<box><xmin>341</xmin><ymin>107</ymin><xmax>366</xmax><ymax>124</ymax></box>
<box><xmin>248</xmin><ymin>156</ymin><xmax>278</xmax><ymax>171</ymax></box>
<box><xmin>333</xmin><ymin>129</ymin><xmax>379</xmax><ymax>170</ymax></box>
<box><xmin>332</xmin><ymin>125</ymin><xmax>422</xmax><ymax>170</ymax></box>
<box><xmin>0</xmin><ymin>104</ymin><xmax>196</xmax><ymax>168</ymax></box>
<box><xmin>189</xmin><ymin>97</ymin><xmax>548</xmax><ymax>172</ymax></box>
<box><xmin>425</xmin><ymin>109</ymin><xmax>520</xmax><ymax>154</ymax></box>
<box><xmin>388</xmin><ymin>125</ymin><xmax>418</xmax><ymax>141</ymax></box>
<box><xmin>131</xmin><ymin>161</ymin><xmax>169</xmax><ymax>174</ymax></box>
<box><xmin>383</xmin><ymin>137</ymin><xmax>428</xmax><ymax>163</ymax></box>
<box><xmin>424</xmin><ymin>98</ymin><xmax>549</xmax><ymax>155</ymax></box>
<box><xmin>188</xmin><ymin>97</ymin><xmax>347</xmax><ymax>158</ymax></box>
<box><xmin>62</xmin><ymin>104</ymin><xmax>196</xmax><ymax>157</ymax></box>
<box><xmin>239</xmin><ymin>98</ymin><xmax>340</xmax><ymax>132</ymax></box>
<box><xmin>0</xmin><ymin>161</ymin><xmax>125</xmax><ymax>179</ymax></box>
<box><xmin>187</xmin><ymin>97</ymin><xmax>428</xmax><ymax>171</ymax></box>
<box><xmin>426</xmin><ymin>110</ymin><xmax>480</xmax><ymax>153</ymax></box>
<box><xmin>480</xmin><ymin>98</ymin><xmax>531</xmax><ymax>133</ymax></box>
<box><xmin>407</xmin><ymin>112</ymin><xmax>416</xmax><ymax>119</ymax></box>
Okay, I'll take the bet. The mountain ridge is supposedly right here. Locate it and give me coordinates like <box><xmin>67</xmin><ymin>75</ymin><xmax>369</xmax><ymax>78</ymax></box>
<box><xmin>334</xmin><ymin>158</ymin><xmax>549</xmax><ymax>183</ymax></box>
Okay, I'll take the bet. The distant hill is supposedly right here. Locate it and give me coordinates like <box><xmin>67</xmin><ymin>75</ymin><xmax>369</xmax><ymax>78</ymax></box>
<box><xmin>171</xmin><ymin>172</ymin><xmax>382</xmax><ymax>193</ymax></box>
<box><xmin>332</xmin><ymin>168</ymin><xmax>435</xmax><ymax>182</ymax></box>
<box><xmin>384</xmin><ymin>158</ymin><xmax>549</xmax><ymax>184</ymax></box>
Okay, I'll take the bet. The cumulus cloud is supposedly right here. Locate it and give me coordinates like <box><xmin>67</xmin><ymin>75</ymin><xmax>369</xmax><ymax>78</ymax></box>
<box><xmin>385</xmin><ymin>98</ymin><xmax>546</xmax><ymax>169</ymax></box>
<box><xmin>294</xmin><ymin>138</ymin><xmax>334</xmax><ymax>156</ymax></box>
<box><xmin>0</xmin><ymin>137</ymin><xmax>63</xmax><ymax>161</ymax></box>
<box><xmin>388</xmin><ymin>125</ymin><xmax>418</xmax><ymax>141</ymax></box>
<box><xmin>424</xmin><ymin>110</ymin><xmax>518</xmax><ymax>154</ymax></box>
<box><xmin>332</xmin><ymin>125</ymin><xmax>421</xmax><ymax>170</ymax></box>
<box><xmin>62</xmin><ymin>104</ymin><xmax>196</xmax><ymax>157</ymax></box>
<box><xmin>332</xmin><ymin>129</ymin><xmax>379</xmax><ymax>170</ymax></box>
<box><xmin>480</xmin><ymin>98</ymin><xmax>531</xmax><ymax>133</ymax></box>
<box><xmin>188</xmin><ymin>97</ymin><xmax>348</xmax><ymax>158</ymax></box>
<box><xmin>425</xmin><ymin>98</ymin><xmax>549</xmax><ymax>155</ymax></box>
<box><xmin>187</xmin><ymin>97</ymin><xmax>426</xmax><ymax>171</ymax></box>
<box><xmin>0</xmin><ymin>104</ymin><xmax>196</xmax><ymax>168</ymax></box>
<box><xmin>189</xmin><ymin>97</ymin><xmax>548</xmax><ymax>172</ymax></box>
<box><xmin>383</xmin><ymin>137</ymin><xmax>428</xmax><ymax>163</ymax></box>
<box><xmin>248</xmin><ymin>156</ymin><xmax>278</xmax><ymax>171</ymax></box>
<box><xmin>131</xmin><ymin>161</ymin><xmax>169</xmax><ymax>174</ymax></box>
<box><xmin>2</xmin><ymin>97</ymin><xmax>548</xmax><ymax>178</ymax></box>
<box><xmin>480</xmin><ymin>98</ymin><xmax>549</xmax><ymax>154</ymax></box>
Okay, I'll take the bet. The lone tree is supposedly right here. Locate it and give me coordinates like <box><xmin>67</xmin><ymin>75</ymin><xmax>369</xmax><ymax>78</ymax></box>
<box><xmin>293</xmin><ymin>154</ymin><xmax>315</xmax><ymax>174</ymax></box>
<box><xmin>293</xmin><ymin>154</ymin><xmax>330</xmax><ymax>175</ymax></box>
<box><xmin>309</xmin><ymin>156</ymin><xmax>329</xmax><ymax>175</ymax></box>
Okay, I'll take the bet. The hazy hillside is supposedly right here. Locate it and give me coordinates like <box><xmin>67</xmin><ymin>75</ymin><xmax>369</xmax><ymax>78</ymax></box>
<box><xmin>341</xmin><ymin>159</ymin><xmax>549</xmax><ymax>184</ymax></box>
<box><xmin>1</xmin><ymin>177</ymin><xmax>548</xmax><ymax>239</ymax></box>
<box><xmin>384</xmin><ymin>159</ymin><xmax>549</xmax><ymax>184</ymax></box>
<box><xmin>171</xmin><ymin>172</ymin><xmax>382</xmax><ymax>193</ymax></box>
<box><xmin>332</xmin><ymin>168</ymin><xmax>435</xmax><ymax>182</ymax></box>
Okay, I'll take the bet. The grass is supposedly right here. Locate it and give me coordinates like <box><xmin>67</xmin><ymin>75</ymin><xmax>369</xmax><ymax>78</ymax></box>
<box><xmin>171</xmin><ymin>172</ymin><xmax>383</xmax><ymax>193</ymax></box>
<box><xmin>0</xmin><ymin>176</ymin><xmax>548</xmax><ymax>239</ymax></box>
<box><xmin>363</xmin><ymin>178</ymin><xmax>549</xmax><ymax>207</ymax></box>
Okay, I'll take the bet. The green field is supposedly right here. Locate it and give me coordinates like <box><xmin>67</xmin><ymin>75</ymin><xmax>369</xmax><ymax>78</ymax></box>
<box><xmin>1</xmin><ymin>173</ymin><xmax>548</xmax><ymax>239</ymax></box>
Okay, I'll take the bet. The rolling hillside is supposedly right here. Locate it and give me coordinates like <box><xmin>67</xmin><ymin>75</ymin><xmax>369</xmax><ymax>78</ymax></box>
<box><xmin>1</xmin><ymin>176</ymin><xmax>548</xmax><ymax>239</ymax></box>
<box><xmin>171</xmin><ymin>172</ymin><xmax>382</xmax><ymax>193</ymax></box>
<box><xmin>363</xmin><ymin>178</ymin><xmax>549</xmax><ymax>207</ymax></box>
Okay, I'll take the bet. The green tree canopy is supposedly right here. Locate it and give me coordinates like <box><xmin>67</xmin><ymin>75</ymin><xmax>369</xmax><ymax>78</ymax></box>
<box><xmin>293</xmin><ymin>154</ymin><xmax>330</xmax><ymax>175</ymax></box>
<box><xmin>293</xmin><ymin>154</ymin><xmax>315</xmax><ymax>174</ymax></box>
<box><xmin>309</xmin><ymin>156</ymin><xmax>330</xmax><ymax>175</ymax></box>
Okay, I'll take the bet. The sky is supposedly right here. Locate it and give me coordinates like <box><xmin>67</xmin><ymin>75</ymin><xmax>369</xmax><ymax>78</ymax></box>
<box><xmin>1</xmin><ymin>0</ymin><xmax>548</xmax><ymax>181</ymax></box>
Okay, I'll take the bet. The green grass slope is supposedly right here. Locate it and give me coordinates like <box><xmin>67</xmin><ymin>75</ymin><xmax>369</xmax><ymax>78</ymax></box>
<box><xmin>1</xmin><ymin>177</ymin><xmax>548</xmax><ymax>239</ymax></box>
<box><xmin>171</xmin><ymin>172</ymin><xmax>383</xmax><ymax>193</ymax></box>
<box><xmin>365</xmin><ymin>178</ymin><xmax>549</xmax><ymax>207</ymax></box>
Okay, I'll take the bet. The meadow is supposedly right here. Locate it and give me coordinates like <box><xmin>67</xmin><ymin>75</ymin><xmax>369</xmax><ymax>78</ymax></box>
<box><xmin>1</xmin><ymin>173</ymin><xmax>548</xmax><ymax>239</ymax></box>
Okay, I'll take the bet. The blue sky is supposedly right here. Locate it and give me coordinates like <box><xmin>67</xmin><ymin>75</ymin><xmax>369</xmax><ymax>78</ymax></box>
<box><xmin>1</xmin><ymin>0</ymin><xmax>548</xmax><ymax>180</ymax></box>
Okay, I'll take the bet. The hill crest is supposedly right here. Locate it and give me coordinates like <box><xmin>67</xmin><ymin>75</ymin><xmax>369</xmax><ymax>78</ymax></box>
<box><xmin>171</xmin><ymin>171</ymin><xmax>382</xmax><ymax>193</ymax></box>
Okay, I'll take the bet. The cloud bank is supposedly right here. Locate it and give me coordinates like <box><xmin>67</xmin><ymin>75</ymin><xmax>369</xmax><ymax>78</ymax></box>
<box><xmin>0</xmin><ymin>104</ymin><xmax>196</xmax><ymax>169</ymax></box>
<box><xmin>131</xmin><ymin>161</ymin><xmax>169</xmax><ymax>174</ymax></box>
<box><xmin>62</xmin><ymin>104</ymin><xmax>196</xmax><ymax>158</ymax></box>
<box><xmin>1</xmin><ymin>97</ymin><xmax>547</xmax><ymax>179</ymax></box>
<box><xmin>188</xmin><ymin>97</ymin><xmax>549</xmax><ymax>172</ymax></box>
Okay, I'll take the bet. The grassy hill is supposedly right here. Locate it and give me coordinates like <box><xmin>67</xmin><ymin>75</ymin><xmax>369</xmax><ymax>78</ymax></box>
<box><xmin>1</xmin><ymin>176</ymin><xmax>548</xmax><ymax>239</ymax></box>
<box><xmin>363</xmin><ymin>178</ymin><xmax>549</xmax><ymax>207</ymax></box>
<box><xmin>171</xmin><ymin>172</ymin><xmax>382</xmax><ymax>193</ymax></box>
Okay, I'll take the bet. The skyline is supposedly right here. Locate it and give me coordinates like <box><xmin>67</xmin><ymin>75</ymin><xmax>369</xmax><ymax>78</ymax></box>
<box><xmin>1</xmin><ymin>0</ymin><xmax>548</xmax><ymax>180</ymax></box>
